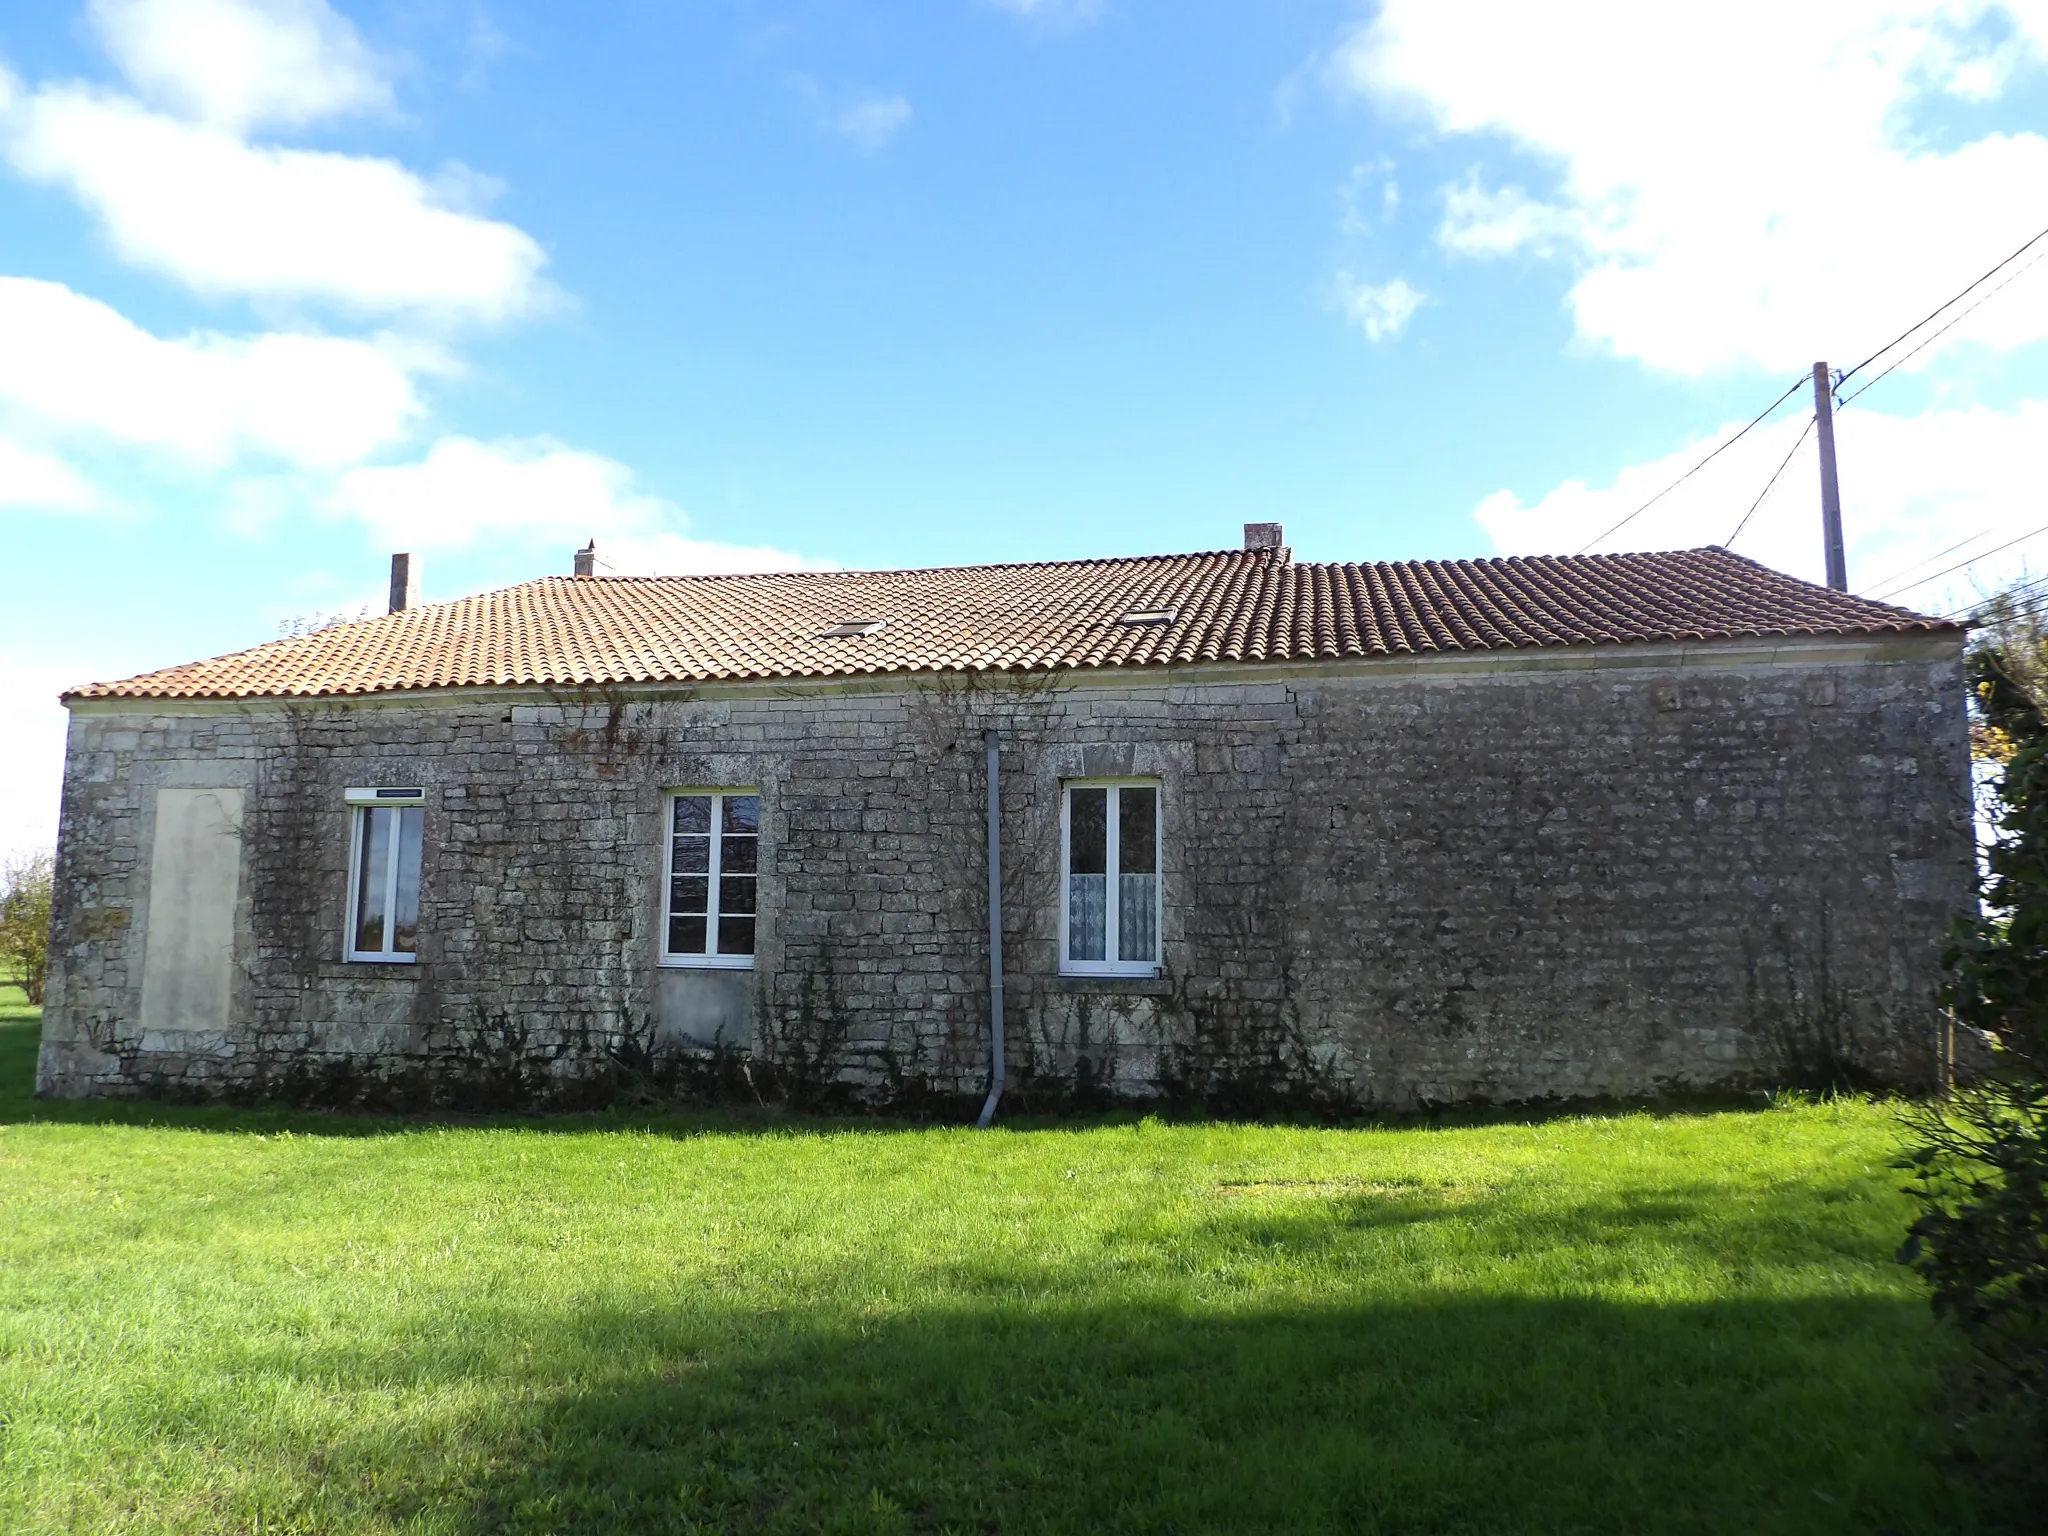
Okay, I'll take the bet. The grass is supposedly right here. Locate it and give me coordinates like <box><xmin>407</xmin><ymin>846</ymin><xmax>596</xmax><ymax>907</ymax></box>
<box><xmin>0</xmin><ymin>988</ymin><xmax>2013</xmax><ymax>1533</ymax></box>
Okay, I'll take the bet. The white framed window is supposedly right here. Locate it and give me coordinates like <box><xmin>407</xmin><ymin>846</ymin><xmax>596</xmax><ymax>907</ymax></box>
<box><xmin>1060</xmin><ymin>780</ymin><xmax>1161</xmax><ymax>976</ymax></box>
<box><xmin>662</xmin><ymin>790</ymin><xmax>760</xmax><ymax>968</ymax></box>
<box><xmin>344</xmin><ymin>787</ymin><xmax>425</xmax><ymax>963</ymax></box>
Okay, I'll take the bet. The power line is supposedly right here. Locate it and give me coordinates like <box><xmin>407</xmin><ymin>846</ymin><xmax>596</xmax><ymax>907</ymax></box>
<box><xmin>1858</xmin><ymin>524</ymin><xmax>2001</xmax><ymax>596</ymax></box>
<box><xmin>1868</xmin><ymin>518</ymin><xmax>2048</xmax><ymax>602</ymax></box>
<box><xmin>1837</xmin><ymin>218</ymin><xmax>2048</xmax><ymax>387</ymax></box>
<box><xmin>1722</xmin><ymin>413</ymin><xmax>1815</xmax><ymax>550</ymax></box>
<box><xmin>1572</xmin><ymin>372</ymin><xmax>1808</xmax><ymax>555</ymax></box>
<box><xmin>1935</xmin><ymin>569</ymin><xmax>2048</xmax><ymax>622</ymax></box>
<box><xmin>1565</xmin><ymin>219</ymin><xmax>2048</xmax><ymax>568</ymax></box>
<box><xmin>1840</xmin><ymin>245</ymin><xmax>2048</xmax><ymax>408</ymax></box>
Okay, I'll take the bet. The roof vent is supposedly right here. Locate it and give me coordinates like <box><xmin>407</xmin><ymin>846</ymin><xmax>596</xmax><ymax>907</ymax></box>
<box><xmin>1117</xmin><ymin>607</ymin><xmax>1176</xmax><ymax>627</ymax></box>
<box><xmin>1244</xmin><ymin>522</ymin><xmax>1284</xmax><ymax>551</ymax></box>
<box><xmin>818</xmin><ymin>618</ymin><xmax>886</xmax><ymax>638</ymax></box>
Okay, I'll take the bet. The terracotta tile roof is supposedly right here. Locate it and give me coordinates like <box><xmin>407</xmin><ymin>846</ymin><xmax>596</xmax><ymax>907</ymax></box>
<box><xmin>68</xmin><ymin>545</ymin><xmax>1958</xmax><ymax>702</ymax></box>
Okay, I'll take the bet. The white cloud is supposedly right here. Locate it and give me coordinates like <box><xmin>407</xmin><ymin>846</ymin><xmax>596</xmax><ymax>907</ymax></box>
<box><xmin>325</xmin><ymin>436</ymin><xmax>827</xmax><ymax>573</ymax></box>
<box><xmin>0</xmin><ymin>655</ymin><xmax>79</xmax><ymax>865</ymax></box>
<box><xmin>1336</xmin><ymin>159</ymin><xmax>1400</xmax><ymax>236</ymax></box>
<box><xmin>784</xmin><ymin>75</ymin><xmax>914</xmax><ymax>152</ymax></box>
<box><xmin>0</xmin><ymin>276</ymin><xmax>422</xmax><ymax>469</ymax></box>
<box><xmin>1335</xmin><ymin>273</ymin><xmax>1425</xmax><ymax>341</ymax></box>
<box><xmin>1435</xmin><ymin>174</ymin><xmax>1580</xmax><ymax>260</ymax></box>
<box><xmin>329</xmin><ymin>436</ymin><xmax>664</xmax><ymax>549</ymax></box>
<box><xmin>834</xmin><ymin>95</ymin><xmax>912</xmax><ymax>152</ymax></box>
<box><xmin>0</xmin><ymin>439</ymin><xmax>99</xmax><ymax>511</ymax></box>
<box><xmin>89</xmin><ymin>0</ymin><xmax>391</xmax><ymax>133</ymax></box>
<box><xmin>7</xmin><ymin>88</ymin><xmax>549</xmax><ymax>321</ymax></box>
<box><xmin>1339</xmin><ymin>2</ymin><xmax>2048</xmax><ymax>375</ymax></box>
<box><xmin>1476</xmin><ymin>397</ymin><xmax>2048</xmax><ymax>614</ymax></box>
<box><xmin>0</xmin><ymin>1</ymin><xmax>546</xmax><ymax>322</ymax></box>
<box><xmin>981</xmin><ymin>0</ymin><xmax>1104</xmax><ymax>26</ymax></box>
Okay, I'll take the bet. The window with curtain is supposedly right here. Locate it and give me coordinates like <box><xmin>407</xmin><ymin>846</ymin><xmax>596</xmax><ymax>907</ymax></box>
<box><xmin>344</xmin><ymin>788</ymin><xmax>424</xmax><ymax>962</ymax></box>
<box><xmin>1062</xmin><ymin>781</ymin><xmax>1160</xmax><ymax>976</ymax></box>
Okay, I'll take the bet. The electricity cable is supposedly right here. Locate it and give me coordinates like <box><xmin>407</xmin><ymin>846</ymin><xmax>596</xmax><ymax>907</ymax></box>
<box><xmin>1572</xmin><ymin>372</ymin><xmax>1808</xmax><ymax>555</ymax></box>
<box><xmin>1840</xmin><ymin>245</ymin><xmax>2048</xmax><ymax>408</ymax></box>
<box><xmin>1837</xmin><ymin>218</ymin><xmax>2048</xmax><ymax>388</ymax></box>
<box><xmin>1721</xmin><ymin>413</ymin><xmax>1815</xmax><ymax>550</ymax></box>
<box><xmin>1858</xmin><ymin>524</ymin><xmax>2005</xmax><ymax>597</ymax></box>
<box><xmin>1867</xmin><ymin>518</ymin><xmax>2048</xmax><ymax>603</ymax></box>
<box><xmin>1568</xmin><ymin>219</ymin><xmax>2048</xmax><ymax>570</ymax></box>
<box><xmin>1936</xmin><ymin>570</ymin><xmax>2048</xmax><ymax>622</ymax></box>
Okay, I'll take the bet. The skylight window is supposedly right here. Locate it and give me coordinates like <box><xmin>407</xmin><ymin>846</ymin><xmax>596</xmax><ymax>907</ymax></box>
<box><xmin>1117</xmin><ymin>608</ymin><xmax>1176</xmax><ymax>627</ymax></box>
<box><xmin>818</xmin><ymin>618</ymin><xmax>886</xmax><ymax>638</ymax></box>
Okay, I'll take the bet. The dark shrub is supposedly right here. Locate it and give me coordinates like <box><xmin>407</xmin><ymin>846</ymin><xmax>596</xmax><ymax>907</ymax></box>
<box><xmin>1900</xmin><ymin>620</ymin><xmax>2048</xmax><ymax>1479</ymax></box>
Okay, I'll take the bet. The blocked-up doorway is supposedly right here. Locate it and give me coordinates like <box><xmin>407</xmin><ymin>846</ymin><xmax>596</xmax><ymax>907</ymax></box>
<box><xmin>137</xmin><ymin>786</ymin><xmax>243</xmax><ymax>1044</ymax></box>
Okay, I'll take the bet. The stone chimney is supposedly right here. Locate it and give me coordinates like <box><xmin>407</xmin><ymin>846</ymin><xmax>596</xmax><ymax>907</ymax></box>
<box><xmin>1243</xmin><ymin>522</ymin><xmax>1285</xmax><ymax>554</ymax></box>
<box><xmin>573</xmin><ymin>540</ymin><xmax>597</xmax><ymax>578</ymax></box>
<box><xmin>388</xmin><ymin>552</ymin><xmax>419</xmax><ymax>613</ymax></box>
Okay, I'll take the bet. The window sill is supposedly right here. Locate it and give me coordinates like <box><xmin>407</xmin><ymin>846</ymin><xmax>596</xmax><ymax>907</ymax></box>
<box><xmin>1051</xmin><ymin>973</ymin><xmax>1173</xmax><ymax>997</ymax></box>
<box><xmin>343</xmin><ymin>954</ymin><xmax>417</xmax><ymax>966</ymax></box>
<box><xmin>659</xmin><ymin>957</ymin><xmax>756</xmax><ymax>972</ymax></box>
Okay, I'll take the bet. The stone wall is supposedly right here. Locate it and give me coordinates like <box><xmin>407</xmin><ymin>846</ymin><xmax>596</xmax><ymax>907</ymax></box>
<box><xmin>37</xmin><ymin>635</ymin><xmax>1974</xmax><ymax>1110</ymax></box>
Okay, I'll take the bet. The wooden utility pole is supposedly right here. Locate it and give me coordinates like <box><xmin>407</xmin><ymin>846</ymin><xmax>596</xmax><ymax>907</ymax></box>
<box><xmin>1813</xmin><ymin>361</ymin><xmax>1847</xmax><ymax>590</ymax></box>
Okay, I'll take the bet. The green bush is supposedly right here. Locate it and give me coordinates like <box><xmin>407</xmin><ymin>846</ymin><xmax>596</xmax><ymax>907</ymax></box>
<box><xmin>1900</xmin><ymin>618</ymin><xmax>2048</xmax><ymax>1471</ymax></box>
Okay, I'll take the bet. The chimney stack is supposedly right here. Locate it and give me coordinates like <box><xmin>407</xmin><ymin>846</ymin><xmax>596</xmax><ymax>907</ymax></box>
<box><xmin>1243</xmin><ymin>522</ymin><xmax>1284</xmax><ymax>553</ymax></box>
<box><xmin>573</xmin><ymin>540</ymin><xmax>597</xmax><ymax>578</ymax></box>
<box><xmin>388</xmin><ymin>552</ymin><xmax>419</xmax><ymax>613</ymax></box>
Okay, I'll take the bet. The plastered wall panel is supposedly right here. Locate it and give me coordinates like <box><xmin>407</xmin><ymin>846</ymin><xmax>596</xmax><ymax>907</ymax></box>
<box><xmin>136</xmin><ymin>786</ymin><xmax>243</xmax><ymax>1051</ymax></box>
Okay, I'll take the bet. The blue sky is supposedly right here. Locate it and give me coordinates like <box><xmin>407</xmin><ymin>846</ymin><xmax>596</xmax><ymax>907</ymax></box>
<box><xmin>5</xmin><ymin>0</ymin><xmax>2048</xmax><ymax>857</ymax></box>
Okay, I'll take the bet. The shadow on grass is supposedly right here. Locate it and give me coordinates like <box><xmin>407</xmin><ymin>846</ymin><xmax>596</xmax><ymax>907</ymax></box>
<box><xmin>1</xmin><ymin>995</ymin><xmax>2005</xmax><ymax>1532</ymax></box>
<box><xmin>239</xmin><ymin>1294</ymin><xmax>2002</xmax><ymax>1535</ymax></box>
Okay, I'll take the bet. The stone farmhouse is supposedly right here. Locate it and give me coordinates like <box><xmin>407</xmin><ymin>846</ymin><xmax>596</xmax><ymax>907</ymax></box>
<box><xmin>37</xmin><ymin>526</ymin><xmax>1973</xmax><ymax>1114</ymax></box>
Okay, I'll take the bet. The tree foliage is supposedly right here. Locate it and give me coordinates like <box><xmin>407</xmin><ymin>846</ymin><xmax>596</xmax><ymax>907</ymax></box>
<box><xmin>1899</xmin><ymin>587</ymin><xmax>2048</xmax><ymax>1457</ymax></box>
<box><xmin>1964</xmin><ymin>582</ymin><xmax>2048</xmax><ymax>765</ymax></box>
<box><xmin>0</xmin><ymin>851</ymin><xmax>54</xmax><ymax>1006</ymax></box>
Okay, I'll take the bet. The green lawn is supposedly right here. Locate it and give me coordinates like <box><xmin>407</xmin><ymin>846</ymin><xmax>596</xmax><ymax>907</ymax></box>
<box><xmin>0</xmin><ymin>991</ymin><xmax>2009</xmax><ymax>1533</ymax></box>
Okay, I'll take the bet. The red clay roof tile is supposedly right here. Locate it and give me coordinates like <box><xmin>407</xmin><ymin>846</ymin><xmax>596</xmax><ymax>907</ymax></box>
<box><xmin>67</xmin><ymin>545</ymin><xmax>1958</xmax><ymax>702</ymax></box>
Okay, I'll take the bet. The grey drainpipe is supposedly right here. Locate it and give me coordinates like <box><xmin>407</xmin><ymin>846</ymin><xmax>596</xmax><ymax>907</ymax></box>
<box><xmin>976</xmin><ymin>729</ymin><xmax>1005</xmax><ymax>1128</ymax></box>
